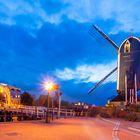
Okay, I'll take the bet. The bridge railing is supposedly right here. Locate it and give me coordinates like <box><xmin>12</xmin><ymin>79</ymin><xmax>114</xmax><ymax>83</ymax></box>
<box><xmin>0</xmin><ymin>106</ymin><xmax>75</xmax><ymax>122</ymax></box>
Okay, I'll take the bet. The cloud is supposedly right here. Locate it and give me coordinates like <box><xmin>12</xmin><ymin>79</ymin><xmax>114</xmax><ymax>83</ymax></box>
<box><xmin>62</xmin><ymin>0</ymin><xmax>140</xmax><ymax>33</ymax></box>
<box><xmin>0</xmin><ymin>0</ymin><xmax>63</xmax><ymax>31</ymax></box>
<box><xmin>55</xmin><ymin>61</ymin><xmax>117</xmax><ymax>83</ymax></box>
<box><xmin>66</xmin><ymin>0</ymin><xmax>140</xmax><ymax>34</ymax></box>
<box><xmin>0</xmin><ymin>0</ymin><xmax>140</xmax><ymax>33</ymax></box>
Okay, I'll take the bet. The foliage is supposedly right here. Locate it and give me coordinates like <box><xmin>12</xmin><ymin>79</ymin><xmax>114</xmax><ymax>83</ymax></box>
<box><xmin>61</xmin><ymin>100</ymin><xmax>70</xmax><ymax>108</ymax></box>
<box><xmin>34</xmin><ymin>94</ymin><xmax>71</xmax><ymax>108</ymax></box>
<box><xmin>125</xmin><ymin>112</ymin><xmax>138</xmax><ymax>121</ymax></box>
<box><xmin>34</xmin><ymin>94</ymin><xmax>58</xmax><ymax>107</ymax></box>
<box><xmin>115</xmin><ymin>110</ymin><xmax>127</xmax><ymax>118</ymax></box>
<box><xmin>100</xmin><ymin>112</ymin><xmax>110</xmax><ymax>118</ymax></box>
<box><xmin>87</xmin><ymin>107</ymin><xmax>100</xmax><ymax>117</ymax></box>
<box><xmin>129</xmin><ymin>104</ymin><xmax>140</xmax><ymax>112</ymax></box>
<box><xmin>20</xmin><ymin>92</ymin><xmax>34</xmax><ymax>106</ymax></box>
<box><xmin>35</xmin><ymin>95</ymin><xmax>47</xmax><ymax>106</ymax></box>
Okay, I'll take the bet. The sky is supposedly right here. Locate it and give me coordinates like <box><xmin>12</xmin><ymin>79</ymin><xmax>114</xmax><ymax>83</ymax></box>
<box><xmin>0</xmin><ymin>0</ymin><xmax>140</xmax><ymax>105</ymax></box>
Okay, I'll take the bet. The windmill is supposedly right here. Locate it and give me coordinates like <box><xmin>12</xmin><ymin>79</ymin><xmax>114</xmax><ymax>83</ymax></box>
<box><xmin>88</xmin><ymin>25</ymin><xmax>140</xmax><ymax>105</ymax></box>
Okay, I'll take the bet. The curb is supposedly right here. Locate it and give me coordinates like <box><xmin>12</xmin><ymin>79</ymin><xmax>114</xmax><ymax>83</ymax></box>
<box><xmin>101</xmin><ymin>118</ymin><xmax>117</xmax><ymax>125</ymax></box>
<box><xmin>128</xmin><ymin>127</ymin><xmax>140</xmax><ymax>133</ymax></box>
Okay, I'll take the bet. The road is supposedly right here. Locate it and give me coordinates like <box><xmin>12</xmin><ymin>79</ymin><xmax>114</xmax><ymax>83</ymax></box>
<box><xmin>0</xmin><ymin>118</ymin><xmax>140</xmax><ymax>140</ymax></box>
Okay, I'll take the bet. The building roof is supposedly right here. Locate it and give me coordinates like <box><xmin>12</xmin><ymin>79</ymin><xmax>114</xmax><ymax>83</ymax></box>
<box><xmin>110</xmin><ymin>94</ymin><xmax>140</xmax><ymax>102</ymax></box>
<box><xmin>110</xmin><ymin>95</ymin><xmax>125</xmax><ymax>102</ymax></box>
<box><xmin>0</xmin><ymin>83</ymin><xmax>20</xmax><ymax>90</ymax></box>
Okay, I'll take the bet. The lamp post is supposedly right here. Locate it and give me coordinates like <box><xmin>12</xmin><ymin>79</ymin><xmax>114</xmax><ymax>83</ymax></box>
<box><xmin>44</xmin><ymin>81</ymin><xmax>53</xmax><ymax>123</ymax></box>
<box><xmin>51</xmin><ymin>84</ymin><xmax>59</xmax><ymax>121</ymax></box>
<box><xmin>51</xmin><ymin>92</ymin><xmax>54</xmax><ymax>121</ymax></box>
<box><xmin>58</xmin><ymin>92</ymin><xmax>62</xmax><ymax>119</ymax></box>
<box><xmin>46</xmin><ymin>91</ymin><xmax>50</xmax><ymax>123</ymax></box>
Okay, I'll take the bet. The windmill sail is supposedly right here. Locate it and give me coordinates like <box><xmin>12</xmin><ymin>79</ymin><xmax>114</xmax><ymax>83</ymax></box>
<box><xmin>88</xmin><ymin>67</ymin><xmax>117</xmax><ymax>94</ymax></box>
<box><xmin>89</xmin><ymin>25</ymin><xmax>119</xmax><ymax>51</ymax></box>
<box><xmin>88</xmin><ymin>25</ymin><xmax>118</xmax><ymax>94</ymax></box>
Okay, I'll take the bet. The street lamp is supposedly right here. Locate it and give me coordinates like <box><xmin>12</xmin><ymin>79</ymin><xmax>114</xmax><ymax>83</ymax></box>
<box><xmin>58</xmin><ymin>92</ymin><xmax>62</xmax><ymax>119</ymax></box>
<box><xmin>51</xmin><ymin>91</ymin><xmax>55</xmax><ymax>121</ymax></box>
<box><xmin>44</xmin><ymin>81</ymin><xmax>54</xmax><ymax>123</ymax></box>
<box><xmin>51</xmin><ymin>84</ymin><xmax>60</xmax><ymax>120</ymax></box>
<box><xmin>44</xmin><ymin>81</ymin><xmax>54</xmax><ymax>91</ymax></box>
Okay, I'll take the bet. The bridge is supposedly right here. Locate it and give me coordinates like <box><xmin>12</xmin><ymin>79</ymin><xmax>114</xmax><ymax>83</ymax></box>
<box><xmin>0</xmin><ymin>106</ymin><xmax>75</xmax><ymax>122</ymax></box>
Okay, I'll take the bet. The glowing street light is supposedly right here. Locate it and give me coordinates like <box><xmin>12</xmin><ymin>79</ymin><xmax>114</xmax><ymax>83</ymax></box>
<box><xmin>42</xmin><ymin>80</ymin><xmax>61</xmax><ymax>122</ymax></box>
<box><xmin>43</xmin><ymin>81</ymin><xmax>54</xmax><ymax>123</ymax></box>
<box><xmin>44</xmin><ymin>81</ymin><xmax>54</xmax><ymax>91</ymax></box>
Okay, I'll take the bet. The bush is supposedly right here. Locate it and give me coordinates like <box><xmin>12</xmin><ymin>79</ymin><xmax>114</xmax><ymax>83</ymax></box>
<box><xmin>129</xmin><ymin>105</ymin><xmax>140</xmax><ymax>112</ymax></box>
<box><xmin>125</xmin><ymin>113</ymin><xmax>138</xmax><ymax>121</ymax></box>
<box><xmin>116</xmin><ymin>111</ymin><xmax>127</xmax><ymax>118</ymax></box>
<box><xmin>87</xmin><ymin>108</ymin><xmax>100</xmax><ymax>117</ymax></box>
<box><xmin>100</xmin><ymin>112</ymin><xmax>110</xmax><ymax>118</ymax></box>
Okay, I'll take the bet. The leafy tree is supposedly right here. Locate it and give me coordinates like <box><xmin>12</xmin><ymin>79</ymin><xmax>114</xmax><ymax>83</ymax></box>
<box><xmin>35</xmin><ymin>94</ymin><xmax>57</xmax><ymax>107</ymax></box>
<box><xmin>20</xmin><ymin>92</ymin><xmax>33</xmax><ymax>106</ymax></box>
<box><xmin>35</xmin><ymin>94</ymin><xmax>47</xmax><ymax>106</ymax></box>
<box><xmin>34</xmin><ymin>94</ymin><xmax>73</xmax><ymax>109</ymax></box>
<box><xmin>61</xmin><ymin>100</ymin><xmax>69</xmax><ymax>107</ymax></box>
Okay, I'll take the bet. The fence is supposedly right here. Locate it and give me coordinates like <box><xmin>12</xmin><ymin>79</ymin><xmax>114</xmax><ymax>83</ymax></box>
<box><xmin>0</xmin><ymin>106</ymin><xmax>75</xmax><ymax>122</ymax></box>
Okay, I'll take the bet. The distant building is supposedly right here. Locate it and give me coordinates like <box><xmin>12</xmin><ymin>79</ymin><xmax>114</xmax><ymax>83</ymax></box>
<box><xmin>109</xmin><ymin>94</ymin><xmax>140</xmax><ymax>107</ymax></box>
<box><xmin>0</xmin><ymin>83</ymin><xmax>21</xmax><ymax>107</ymax></box>
<box><xmin>9</xmin><ymin>85</ymin><xmax>21</xmax><ymax>105</ymax></box>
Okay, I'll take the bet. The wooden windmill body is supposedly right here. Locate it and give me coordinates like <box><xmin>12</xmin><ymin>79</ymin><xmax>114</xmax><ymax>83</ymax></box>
<box><xmin>88</xmin><ymin>25</ymin><xmax>140</xmax><ymax>105</ymax></box>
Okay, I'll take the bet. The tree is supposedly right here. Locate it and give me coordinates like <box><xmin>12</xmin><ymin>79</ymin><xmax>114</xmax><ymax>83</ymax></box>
<box><xmin>20</xmin><ymin>92</ymin><xmax>33</xmax><ymax>106</ymax></box>
<box><xmin>35</xmin><ymin>94</ymin><xmax>47</xmax><ymax>106</ymax></box>
<box><xmin>61</xmin><ymin>100</ymin><xmax>69</xmax><ymax>108</ymax></box>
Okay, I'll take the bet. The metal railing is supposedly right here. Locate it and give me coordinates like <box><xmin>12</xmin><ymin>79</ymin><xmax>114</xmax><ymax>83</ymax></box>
<box><xmin>0</xmin><ymin>106</ymin><xmax>75</xmax><ymax>122</ymax></box>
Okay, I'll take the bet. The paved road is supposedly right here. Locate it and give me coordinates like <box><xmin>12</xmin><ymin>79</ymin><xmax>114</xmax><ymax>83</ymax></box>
<box><xmin>0</xmin><ymin>118</ymin><xmax>140</xmax><ymax>140</ymax></box>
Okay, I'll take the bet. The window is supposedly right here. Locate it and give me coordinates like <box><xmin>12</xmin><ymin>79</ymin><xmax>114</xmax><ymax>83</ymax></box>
<box><xmin>124</xmin><ymin>40</ymin><xmax>130</xmax><ymax>53</ymax></box>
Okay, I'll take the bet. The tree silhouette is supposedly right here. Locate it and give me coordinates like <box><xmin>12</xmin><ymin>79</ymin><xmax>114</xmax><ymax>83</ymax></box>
<box><xmin>20</xmin><ymin>92</ymin><xmax>33</xmax><ymax>106</ymax></box>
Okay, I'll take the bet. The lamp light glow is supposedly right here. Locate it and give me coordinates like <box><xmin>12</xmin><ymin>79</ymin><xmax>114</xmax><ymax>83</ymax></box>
<box><xmin>44</xmin><ymin>81</ymin><xmax>54</xmax><ymax>91</ymax></box>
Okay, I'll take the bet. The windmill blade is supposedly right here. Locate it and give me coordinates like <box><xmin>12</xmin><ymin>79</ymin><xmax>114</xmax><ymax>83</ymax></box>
<box><xmin>88</xmin><ymin>67</ymin><xmax>117</xmax><ymax>94</ymax></box>
<box><xmin>89</xmin><ymin>25</ymin><xmax>119</xmax><ymax>52</ymax></box>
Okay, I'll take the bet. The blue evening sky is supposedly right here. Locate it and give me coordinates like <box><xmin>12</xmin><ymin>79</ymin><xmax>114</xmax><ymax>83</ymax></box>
<box><xmin>0</xmin><ymin>0</ymin><xmax>140</xmax><ymax>105</ymax></box>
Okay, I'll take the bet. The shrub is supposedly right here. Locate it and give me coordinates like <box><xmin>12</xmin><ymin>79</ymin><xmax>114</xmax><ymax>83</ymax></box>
<box><xmin>116</xmin><ymin>111</ymin><xmax>127</xmax><ymax>118</ymax></box>
<box><xmin>125</xmin><ymin>113</ymin><xmax>138</xmax><ymax>121</ymax></box>
<box><xmin>100</xmin><ymin>112</ymin><xmax>110</xmax><ymax>118</ymax></box>
<box><xmin>129</xmin><ymin>104</ymin><xmax>140</xmax><ymax>112</ymax></box>
<box><xmin>88</xmin><ymin>108</ymin><xmax>100</xmax><ymax>117</ymax></box>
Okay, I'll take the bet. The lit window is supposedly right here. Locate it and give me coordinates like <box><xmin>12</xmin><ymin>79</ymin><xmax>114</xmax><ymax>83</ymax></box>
<box><xmin>124</xmin><ymin>40</ymin><xmax>130</xmax><ymax>53</ymax></box>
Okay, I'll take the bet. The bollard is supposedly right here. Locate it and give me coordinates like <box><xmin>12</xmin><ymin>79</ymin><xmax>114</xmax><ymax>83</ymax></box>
<box><xmin>12</xmin><ymin>116</ymin><xmax>18</xmax><ymax>122</ymax></box>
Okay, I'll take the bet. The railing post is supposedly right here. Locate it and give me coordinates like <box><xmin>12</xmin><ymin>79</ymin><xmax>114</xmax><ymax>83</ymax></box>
<box><xmin>4</xmin><ymin>109</ymin><xmax>6</xmax><ymax>122</ymax></box>
<box><xmin>46</xmin><ymin>91</ymin><xmax>50</xmax><ymax>123</ymax></box>
<box><xmin>57</xmin><ymin>95</ymin><xmax>61</xmax><ymax>119</ymax></box>
<box><xmin>65</xmin><ymin>109</ymin><xmax>67</xmax><ymax>118</ymax></box>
